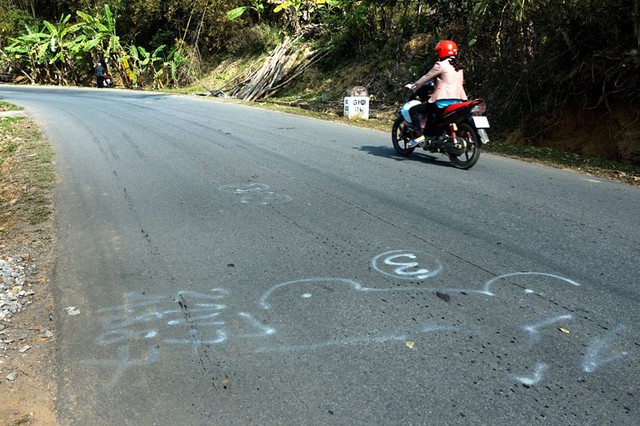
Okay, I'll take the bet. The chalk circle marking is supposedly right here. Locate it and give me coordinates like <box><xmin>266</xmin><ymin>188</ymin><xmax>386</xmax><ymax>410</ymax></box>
<box><xmin>372</xmin><ymin>250</ymin><xmax>443</xmax><ymax>280</ymax></box>
<box><xmin>218</xmin><ymin>183</ymin><xmax>270</xmax><ymax>193</ymax></box>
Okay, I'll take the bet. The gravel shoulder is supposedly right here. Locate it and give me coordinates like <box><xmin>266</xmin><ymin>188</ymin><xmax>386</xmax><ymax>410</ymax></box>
<box><xmin>0</xmin><ymin>107</ymin><xmax>57</xmax><ymax>426</ymax></box>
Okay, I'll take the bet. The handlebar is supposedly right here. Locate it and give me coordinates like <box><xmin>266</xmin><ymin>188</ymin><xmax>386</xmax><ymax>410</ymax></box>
<box><xmin>405</xmin><ymin>80</ymin><xmax>435</xmax><ymax>101</ymax></box>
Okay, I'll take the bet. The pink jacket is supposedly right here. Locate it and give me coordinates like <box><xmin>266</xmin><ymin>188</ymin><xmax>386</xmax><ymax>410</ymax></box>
<box><xmin>413</xmin><ymin>59</ymin><xmax>467</xmax><ymax>103</ymax></box>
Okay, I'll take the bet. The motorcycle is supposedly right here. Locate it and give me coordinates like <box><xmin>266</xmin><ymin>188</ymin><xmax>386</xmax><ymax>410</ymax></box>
<box><xmin>391</xmin><ymin>81</ymin><xmax>490</xmax><ymax>169</ymax></box>
<box><xmin>103</xmin><ymin>73</ymin><xmax>113</xmax><ymax>88</ymax></box>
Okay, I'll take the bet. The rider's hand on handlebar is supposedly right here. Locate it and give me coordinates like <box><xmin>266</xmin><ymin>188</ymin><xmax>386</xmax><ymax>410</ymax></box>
<box><xmin>404</xmin><ymin>83</ymin><xmax>415</xmax><ymax>91</ymax></box>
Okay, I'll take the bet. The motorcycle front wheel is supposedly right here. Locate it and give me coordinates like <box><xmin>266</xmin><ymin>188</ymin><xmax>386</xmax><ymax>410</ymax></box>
<box><xmin>391</xmin><ymin>116</ymin><xmax>415</xmax><ymax>156</ymax></box>
<box><xmin>448</xmin><ymin>122</ymin><xmax>481</xmax><ymax>169</ymax></box>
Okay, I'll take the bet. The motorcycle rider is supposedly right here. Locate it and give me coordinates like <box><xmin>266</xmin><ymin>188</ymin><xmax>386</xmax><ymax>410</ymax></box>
<box><xmin>406</xmin><ymin>40</ymin><xmax>467</xmax><ymax>147</ymax></box>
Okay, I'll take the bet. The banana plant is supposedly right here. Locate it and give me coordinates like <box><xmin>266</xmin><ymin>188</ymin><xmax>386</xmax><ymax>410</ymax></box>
<box><xmin>124</xmin><ymin>44</ymin><xmax>169</xmax><ymax>88</ymax></box>
<box><xmin>41</xmin><ymin>14</ymin><xmax>84</xmax><ymax>84</ymax></box>
<box><xmin>163</xmin><ymin>46</ymin><xmax>189</xmax><ymax>87</ymax></box>
<box><xmin>152</xmin><ymin>46</ymin><xmax>188</xmax><ymax>89</ymax></box>
<box><xmin>227</xmin><ymin>0</ymin><xmax>267</xmax><ymax>21</ymax></box>
<box><xmin>2</xmin><ymin>3</ymin><xmax>192</xmax><ymax>88</ymax></box>
<box><xmin>5</xmin><ymin>13</ymin><xmax>89</xmax><ymax>85</ymax></box>
<box><xmin>75</xmin><ymin>4</ymin><xmax>133</xmax><ymax>87</ymax></box>
<box><xmin>75</xmin><ymin>4</ymin><xmax>122</xmax><ymax>57</ymax></box>
<box><xmin>3</xmin><ymin>25</ymin><xmax>49</xmax><ymax>83</ymax></box>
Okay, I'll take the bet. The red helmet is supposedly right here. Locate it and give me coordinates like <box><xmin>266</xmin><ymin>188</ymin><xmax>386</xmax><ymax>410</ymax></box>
<box><xmin>435</xmin><ymin>40</ymin><xmax>458</xmax><ymax>59</ymax></box>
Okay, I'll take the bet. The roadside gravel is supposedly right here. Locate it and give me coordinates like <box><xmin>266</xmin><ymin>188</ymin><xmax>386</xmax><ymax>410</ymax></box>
<box><xmin>0</xmin><ymin>255</ymin><xmax>35</xmax><ymax>322</ymax></box>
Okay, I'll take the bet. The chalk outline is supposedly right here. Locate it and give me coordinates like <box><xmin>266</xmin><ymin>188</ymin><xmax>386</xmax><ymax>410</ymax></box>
<box><xmin>258</xmin><ymin>272</ymin><xmax>582</xmax><ymax>310</ymax></box>
<box><xmin>254</xmin><ymin>324</ymin><xmax>480</xmax><ymax>354</ymax></box>
<box><xmin>510</xmin><ymin>362</ymin><xmax>549</xmax><ymax>386</ymax></box>
<box><xmin>86</xmin><ymin>249</ymin><xmax>631</xmax><ymax>389</ymax></box>
<box><xmin>521</xmin><ymin>314</ymin><xmax>574</xmax><ymax>349</ymax></box>
<box><xmin>581</xmin><ymin>324</ymin><xmax>629</xmax><ymax>373</ymax></box>
<box><xmin>218</xmin><ymin>182</ymin><xmax>292</xmax><ymax>204</ymax></box>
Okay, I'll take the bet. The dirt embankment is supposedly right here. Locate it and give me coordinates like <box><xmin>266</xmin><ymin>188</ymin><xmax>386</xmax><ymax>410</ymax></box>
<box><xmin>508</xmin><ymin>104</ymin><xmax>640</xmax><ymax>165</ymax></box>
<box><xmin>203</xmin><ymin>35</ymin><xmax>640</xmax><ymax>166</ymax></box>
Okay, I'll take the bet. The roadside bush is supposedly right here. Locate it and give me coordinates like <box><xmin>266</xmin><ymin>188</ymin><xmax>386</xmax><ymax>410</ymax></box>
<box><xmin>226</xmin><ymin>24</ymin><xmax>282</xmax><ymax>56</ymax></box>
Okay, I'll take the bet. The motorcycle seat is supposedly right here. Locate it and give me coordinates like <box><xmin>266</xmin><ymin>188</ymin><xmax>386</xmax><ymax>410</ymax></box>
<box><xmin>435</xmin><ymin>99</ymin><xmax>464</xmax><ymax>109</ymax></box>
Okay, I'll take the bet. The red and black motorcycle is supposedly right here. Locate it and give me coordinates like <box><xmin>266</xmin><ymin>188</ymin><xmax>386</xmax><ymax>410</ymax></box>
<box><xmin>391</xmin><ymin>82</ymin><xmax>490</xmax><ymax>169</ymax></box>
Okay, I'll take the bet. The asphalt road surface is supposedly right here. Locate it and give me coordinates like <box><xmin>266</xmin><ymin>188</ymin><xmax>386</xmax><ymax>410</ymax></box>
<box><xmin>1</xmin><ymin>86</ymin><xmax>639</xmax><ymax>425</ymax></box>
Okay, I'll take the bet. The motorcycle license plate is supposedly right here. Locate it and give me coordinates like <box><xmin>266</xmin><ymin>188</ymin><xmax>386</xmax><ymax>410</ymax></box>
<box><xmin>472</xmin><ymin>116</ymin><xmax>490</xmax><ymax>129</ymax></box>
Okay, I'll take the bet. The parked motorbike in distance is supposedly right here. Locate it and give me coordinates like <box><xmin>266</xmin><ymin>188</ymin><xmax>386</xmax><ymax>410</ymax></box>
<box><xmin>391</xmin><ymin>82</ymin><xmax>490</xmax><ymax>169</ymax></box>
<box><xmin>103</xmin><ymin>73</ymin><xmax>112</xmax><ymax>88</ymax></box>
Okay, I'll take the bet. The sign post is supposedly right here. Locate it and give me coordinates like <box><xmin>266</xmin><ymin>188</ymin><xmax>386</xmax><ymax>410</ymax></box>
<box><xmin>344</xmin><ymin>86</ymin><xmax>369</xmax><ymax>120</ymax></box>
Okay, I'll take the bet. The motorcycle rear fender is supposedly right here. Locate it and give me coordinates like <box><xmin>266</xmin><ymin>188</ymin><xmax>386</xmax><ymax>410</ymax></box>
<box><xmin>441</xmin><ymin>99</ymin><xmax>484</xmax><ymax>123</ymax></box>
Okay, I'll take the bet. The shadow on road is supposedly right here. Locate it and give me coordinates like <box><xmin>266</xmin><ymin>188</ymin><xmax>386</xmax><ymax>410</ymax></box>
<box><xmin>358</xmin><ymin>145</ymin><xmax>452</xmax><ymax>168</ymax></box>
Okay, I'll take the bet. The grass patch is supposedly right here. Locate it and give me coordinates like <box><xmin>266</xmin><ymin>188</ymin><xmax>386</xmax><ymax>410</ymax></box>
<box><xmin>0</xmin><ymin>111</ymin><xmax>56</xmax><ymax>233</ymax></box>
<box><xmin>0</xmin><ymin>101</ymin><xmax>22</xmax><ymax>112</ymax></box>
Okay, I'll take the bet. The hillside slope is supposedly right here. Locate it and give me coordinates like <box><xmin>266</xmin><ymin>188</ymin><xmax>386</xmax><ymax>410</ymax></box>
<box><xmin>199</xmin><ymin>37</ymin><xmax>640</xmax><ymax>166</ymax></box>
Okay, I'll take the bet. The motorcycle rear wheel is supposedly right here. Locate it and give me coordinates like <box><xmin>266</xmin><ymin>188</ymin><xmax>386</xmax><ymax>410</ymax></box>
<box><xmin>391</xmin><ymin>116</ymin><xmax>415</xmax><ymax>156</ymax></box>
<box><xmin>448</xmin><ymin>122</ymin><xmax>481</xmax><ymax>169</ymax></box>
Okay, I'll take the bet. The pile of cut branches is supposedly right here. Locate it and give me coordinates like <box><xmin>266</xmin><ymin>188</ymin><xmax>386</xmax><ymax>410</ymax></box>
<box><xmin>212</xmin><ymin>36</ymin><xmax>327</xmax><ymax>101</ymax></box>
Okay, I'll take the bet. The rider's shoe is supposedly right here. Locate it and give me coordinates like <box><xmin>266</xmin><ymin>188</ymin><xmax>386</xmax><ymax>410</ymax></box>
<box><xmin>407</xmin><ymin>135</ymin><xmax>425</xmax><ymax>148</ymax></box>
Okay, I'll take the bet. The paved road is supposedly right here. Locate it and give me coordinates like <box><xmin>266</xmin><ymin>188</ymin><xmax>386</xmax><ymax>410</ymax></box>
<box><xmin>1</xmin><ymin>86</ymin><xmax>639</xmax><ymax>425</ymax></box>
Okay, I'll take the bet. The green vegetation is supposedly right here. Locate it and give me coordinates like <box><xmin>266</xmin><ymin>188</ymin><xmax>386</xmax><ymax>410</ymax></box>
<box><xmin>0</xmin><ymin>3</ymin><xmax>190</xmax><ymax>88</ymax></box>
